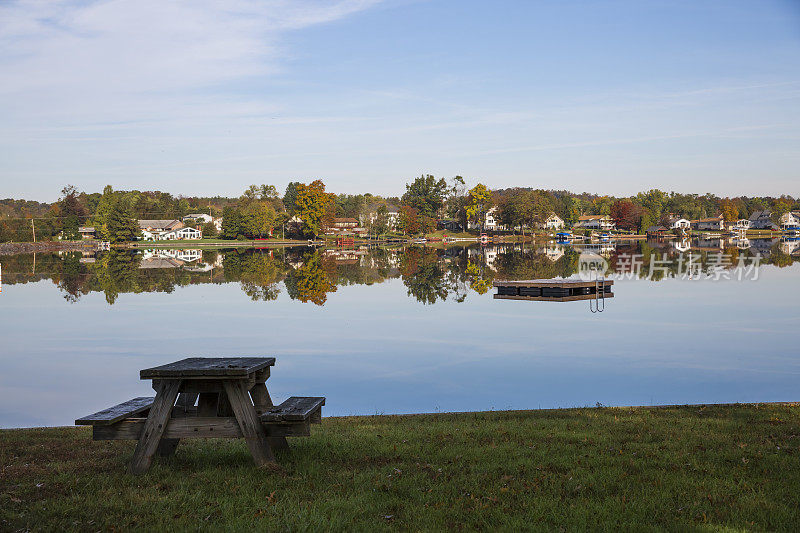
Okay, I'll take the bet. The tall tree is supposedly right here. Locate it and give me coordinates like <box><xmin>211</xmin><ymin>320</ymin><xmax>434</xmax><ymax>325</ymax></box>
<box><xmin>465</xmin><ymin>183</ymin><xmax>492</xmax><ymax>232</ymax></box>
<box><xmin>294</xmin><ymin>180</ymin><xmax>334</xmax><ymax>237</ymax></box>
<box><xmin>401</xmin><ymin>175</ymin><xmax>449</xmax><ymax>218</ymax></box>
<box><xmin>57</xmin><ymin>185</ymin><xmax>87</xmax><ymax>240</ymax></box>
<box><xmin>106</xmin><ymin>200</ymin><xmax>139</xmax><ymax>243</ymax></box>
<box><xmin>283</xmin><ymin>182</ymin><xmax>301</xmax><ymax>215</ymax></box>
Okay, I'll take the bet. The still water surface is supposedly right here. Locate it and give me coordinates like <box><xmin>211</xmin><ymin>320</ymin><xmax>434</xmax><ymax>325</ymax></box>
<box><xmin>1</xmin><ymin>240</ymin><xmax>798</xmax><ymax>428</ymax></box>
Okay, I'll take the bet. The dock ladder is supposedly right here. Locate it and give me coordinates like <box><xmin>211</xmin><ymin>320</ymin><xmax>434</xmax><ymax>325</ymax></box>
<box><xmin>590</xmin><ymin>276</ymin><xmax>606</xmax><ymax>313</ymax></box>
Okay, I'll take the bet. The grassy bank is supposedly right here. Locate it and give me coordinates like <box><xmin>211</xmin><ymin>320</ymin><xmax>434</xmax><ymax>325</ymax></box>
<box><xmin>2</xmin><ymin>403</ymin><xmax>799</xmax><ymax>531</ymax></box>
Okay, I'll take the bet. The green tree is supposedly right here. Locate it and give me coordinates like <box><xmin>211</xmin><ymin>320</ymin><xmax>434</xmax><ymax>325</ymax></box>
<box><xmin>401</xmin><ymin>175</ymin><xmax>449</xmax><ymax>218</ymax></box>
<box><xmin>283</xmin><ymin>182</ymin><xmax>301</xmax><ymax>215</ymax></box>
<box><xmin>242</xmin><ymin>202</ymin><xmax>276</xmax><ymax>238</ymax></box>
<box><xmin>106</xmin><ymin>200</ymin><xmax>140</xmax><ymax>243</ymax></box>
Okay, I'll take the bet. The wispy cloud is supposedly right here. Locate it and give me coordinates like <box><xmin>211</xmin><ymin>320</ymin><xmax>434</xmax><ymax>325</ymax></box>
<box><xmin>0</xmin><ymin>0</ymin><xmax>381</xmax><ymax>124</ymax></box>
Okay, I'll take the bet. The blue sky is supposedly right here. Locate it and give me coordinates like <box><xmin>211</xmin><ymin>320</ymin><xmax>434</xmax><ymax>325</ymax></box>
<box><xmin>1</xmin><ymin>0</ymin><xmax>799</xmax><ymax>201</ymax></box>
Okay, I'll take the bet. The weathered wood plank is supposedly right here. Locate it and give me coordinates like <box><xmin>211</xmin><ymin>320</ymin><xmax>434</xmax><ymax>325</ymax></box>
<box><xmin>493</xmin><ymin>293</ymin><xmax>615</xmax><ymax>302</ymax></box>
<box><xmin>129</xmin><ymin>379</ymin><xmax>181</xmax><ymax>474</ymax></box>
<box><xmin>261</xmin><ymin>397</ymin><xmax>326</xmax><ymax>422</ymax></box>
<box><xmin>75</xmin><ymin>397</ymin><xmax>154</xmax><ymax>426</ymax></box>
<box><xmin>93</xmin><ymin>417</ymin><xmax>308</xmax><ymax>440</ymax></box>
<box><xmin>140</xmin><ymin>357</ymin><xmax>275</xmax><ymax>379</ymax></box>
<box><xmin>224</xmin><ymin>380</ymin><xmax>275</xmax><ymax>465</ymax></box>
<box><xmin>492</xmin><ymin>279</ymin><xmax>614</xmax><ymax>288</ymax></box>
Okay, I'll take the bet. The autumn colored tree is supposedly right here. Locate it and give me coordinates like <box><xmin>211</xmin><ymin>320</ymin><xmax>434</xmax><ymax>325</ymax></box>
<box><xmin>57</xmin><ymin>185</ymin><xmax>87</xmax><ymax>240</ymax></box>
<box><xmin>398</xmin><ymin>205</ymin><xmax>421</xmax><ymax>234</ymax></box>
<box><xmin>465</xmin><ymin>183</ymin><xmax>492</xmax><ymax>231</ymax></box>
<box><xmin>720</xmin><ymin>199</ymin><xmax>739</xmax><ymax>223</ymax></box>
<box><xmin>610</xmin><ymin>199</ymin><xmax>644</xmax><ymax>232</ymax></box>
<box><xmin>294</xmin><ymin>180</ymin><xmax>334</xmax><ymax>237</ymax></box>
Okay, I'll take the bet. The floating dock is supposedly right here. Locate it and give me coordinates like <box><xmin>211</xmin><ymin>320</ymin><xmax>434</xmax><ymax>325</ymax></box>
<box><xmin>493</xmin><ymin>279</ymin><xmax>614</xmax><ymax>302</ymax></box>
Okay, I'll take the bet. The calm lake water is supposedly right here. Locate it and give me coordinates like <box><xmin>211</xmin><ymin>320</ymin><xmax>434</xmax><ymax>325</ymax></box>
<box><xmin>1</xmin><ymin>239</ymin><xmax>798</xmax><ymax>428</ymax></box>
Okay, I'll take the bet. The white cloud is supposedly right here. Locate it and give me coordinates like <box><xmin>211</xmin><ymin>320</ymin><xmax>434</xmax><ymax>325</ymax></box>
<box><xmin>0</xmin><ymin>0</ymin><xmax>381</xmax><ymax>124</ymax></box>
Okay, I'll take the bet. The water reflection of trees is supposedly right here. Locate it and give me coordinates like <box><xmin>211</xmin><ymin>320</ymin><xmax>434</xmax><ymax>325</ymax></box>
<box><xmin>0</xmin><ymin>238</ymin><xmax>796</xmax><ymax>305</ymax></box>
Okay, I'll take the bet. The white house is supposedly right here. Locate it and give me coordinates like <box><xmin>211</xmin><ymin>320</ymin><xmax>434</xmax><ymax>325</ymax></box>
<box><xmin>732</xmin><ymin>219</ymin><xmax>751</xmax><ymax>231</ymax></box>
<box><xmin>666</xmin><ymin>217</ymin><xmax>691</xmax><ymax>230</ymax></box>
<box><xmin>748</xmin><ymin>210</ymin><xmax>778</xmax><ymax>230</ymax></box>
<box><xmin>691</xmin><ymin>215</ymin><xmax>725</xmax><ymax>231</ymax></box>
<box><xmin>574</xmin><ymin>215</ymin><xmax>615</xmax><ymax>231</ymax></box>
<box><xmin>541</xmin><ymin>213</ymin><xmax>565</xmax><ymax>230</ymax></box>
<box><xmin>183</xmin><ymin>213</ymin><xmax>222</xmax><ymax>232</ymax></box>
<box><xmin>138</xmin><ymin>219</ymin><xmax>202</xmax><ymax>240</ymax></box>
<box><xmin>483</xmin><ymin>207</ymin><xmax>505</xmax><ymax>231</ymax></box>
<box><xmin>163</xmin><ymin>227</ymin><xmax>202</xmax><ymax>240</ymax></box>
<box><xmin>779</xmin><ymin>211</ymin><xmax>800</xmax><ymax>231</ymax></box>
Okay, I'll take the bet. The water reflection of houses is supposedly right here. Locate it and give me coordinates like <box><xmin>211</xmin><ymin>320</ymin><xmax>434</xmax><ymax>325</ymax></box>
<box><xmin>572</xmin><ymin>242</ymin><xmax>614</xmax><ymax>257</ymax></box>
<box><xmin>779</xmin><ymin>238</ymin><xmax>800</xmax><ymax>255</ymax></box>
<box><xmin>139</xmin><ymin>249</ymin><xmax>203</xmax><ymax>269</ymax></box>
<box><xmin>541</xmin><ymin>245</ymin><xmax>565</xmax><ymax>262</ymax></box>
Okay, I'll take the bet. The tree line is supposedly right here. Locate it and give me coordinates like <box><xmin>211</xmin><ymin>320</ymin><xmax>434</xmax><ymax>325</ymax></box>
<box><xmin>2</xmin><ymin>179</ymin><xmax>798</xmax><ymax>242</ymax></box>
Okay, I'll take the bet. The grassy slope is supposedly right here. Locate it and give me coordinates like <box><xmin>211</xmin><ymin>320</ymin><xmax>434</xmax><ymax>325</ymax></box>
<box><xmin>1</xmin><ymin>404</ymin><xmax>799</xmax><ymax>531</ymax></box>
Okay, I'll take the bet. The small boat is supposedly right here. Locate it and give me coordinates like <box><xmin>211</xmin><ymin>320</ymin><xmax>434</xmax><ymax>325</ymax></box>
<box><xmin>599</xmin><ymin>232</ymin><xmax>611</xmax><ymax>242</ymax></box>
<box><xmin>555</xmin><ymin>232</ymin><xmax>572</xmax><ymax>243</ymax></box>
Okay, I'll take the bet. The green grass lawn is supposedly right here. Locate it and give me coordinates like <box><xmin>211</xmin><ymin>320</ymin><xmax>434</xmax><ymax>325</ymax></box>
<box><xmin>2</xmin><ymin>404</ymin><xmax>799</xmax><ymax>531</ymax></box>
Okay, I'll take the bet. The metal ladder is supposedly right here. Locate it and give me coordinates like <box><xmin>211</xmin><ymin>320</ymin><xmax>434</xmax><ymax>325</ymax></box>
<box><xmin>590</xmin><ymin>276</ymin><xmax>605</xmax><ymax>313</ymax></box>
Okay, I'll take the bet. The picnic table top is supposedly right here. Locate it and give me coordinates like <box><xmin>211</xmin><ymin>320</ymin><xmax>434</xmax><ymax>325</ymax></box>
<box><xmin>140</xmin><ymin>357</ymin><xmax>276</xmax><ymax>379</ymax></box>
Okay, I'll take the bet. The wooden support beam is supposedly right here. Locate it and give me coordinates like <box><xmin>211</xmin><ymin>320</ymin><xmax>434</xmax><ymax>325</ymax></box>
<box><xmin>92</xmin><ymin>417</ymin><xmax>308</xmax><ymax>440</ymax></box>
<box><xmin>129</xmin><ymin>379</ymin><xmax>181</xmax><ymax>475</ymax></box>
<box><xmin>224</xmin><ymin>380</ymin><xmax>275</xmax><ymax>465</ymax></box>
<box><xmin>250</xmin><ymin>383</ymin><xmax>289</xmax><ymax>451</ymax></box>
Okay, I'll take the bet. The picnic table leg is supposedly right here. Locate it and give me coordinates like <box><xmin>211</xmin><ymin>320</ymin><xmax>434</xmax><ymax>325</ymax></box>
<box><xmin>250</xmin><ymin>383</ymin><xmax>289</xmax><ymax>451</ymax></box>
<box><xmin>223</xmin><ymin>380</ymin><xmax>276</xmax><ymax>466</ymax></box>
<box><xmin>130</xmin><ymin>379</ymin><xmax>182</xmax><ymax>474</ymax></box>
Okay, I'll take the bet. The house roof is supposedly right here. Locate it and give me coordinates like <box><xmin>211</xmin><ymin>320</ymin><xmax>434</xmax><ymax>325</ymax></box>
<box><xmin>138</xmin><ymin>219</ymin><xmax>183</xmax><ymax>230</ymax></box>
<box><xmin>578</xmin><ymin>215</ymin><xmax>608</xmax><ymax>221</ymax></box>
<box><xmin>748</xmin><ymin>210</ymin><xmax>772</xmax><ymax>221</ymax></box>
<box><xmin>78</xmin><ymin>226</ymin><xmax>95</xmax><ymax>232</ymax></box>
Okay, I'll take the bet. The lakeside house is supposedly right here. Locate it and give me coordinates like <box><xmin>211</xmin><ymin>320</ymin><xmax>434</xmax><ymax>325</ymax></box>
<box><xmin>690</xmin><ymin>215</ymin><xmax>725</xmax><ymax>231</ymax></box>
<box><xmin>748</xmin><ymin>210</ymin><xmax>778</xmax><ymax>230</ymax></box>
<box><xmin>483</xmin><ymin>207</ymin><xmax>505</xmax><ymax>231</ymax></box>
<box><xmin>574</xmin><ymin>215</ymin><xmax>615</xmax><ymax>231</ymax></box>
<box><xmin>326</xmin><ymin>218</ymin><xmax>366</xmax><ymax>235</ymax></box>
<box><xmin>541</xmin><ymin>213</ymin><xmax>565</xmax><ymax>230</ymax></box>
<box><xmin>437</xmin><ymin>219</ymin><xmax>464</xmax><ymax>232</ymax></box>
<box><xmin>139</xmin><ymin>219</ymin><xmax>202</xmax><ymax>241</ymax></box>
<box><xmin>733</xmin><ymin>219</ymin><xmax>751</xmax><ymax>231</ymax></box>
<box><xmin>78</xmin><ymin>227</ymin><xmax>96</xmax><ymax>240</ymax></box>
<box><xmin>666</xmin><ymin>217</ymin><xmax>691</xmax><ymax>230</ymax></box>
<box><xmin>363</xmin><ymin>203</ymin><xmax>400</xmax><ymax>230</ymax></box>
<box><xmin>182</xmin><ymin>213</ymin><xmax>222</xmax><ymax>232</ymax></box>
<box><xmin>646</xmin><ymin>225</ymin><xmax>669</xmax><ymax>237</ymax></box>
<box><xmin>779</xmin><ymin>211</ymin><xmax>800</xmax><ymax>231</ymax></box>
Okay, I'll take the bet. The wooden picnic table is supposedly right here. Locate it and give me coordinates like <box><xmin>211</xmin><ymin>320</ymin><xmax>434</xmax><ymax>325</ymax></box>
<box><xmin>75</xmin><ymin>357</ymin><xmax>324</xmax><ymax>474</ymax></box>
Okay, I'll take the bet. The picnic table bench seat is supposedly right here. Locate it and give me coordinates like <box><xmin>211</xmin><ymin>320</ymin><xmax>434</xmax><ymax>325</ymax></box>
<box><xmin>261</xmin><ymin>397</ymin><xmax>325</xmax><ymax>423</ymax></box>
<box><xmin>75</xmin><ymin>397</ymin><xmax>154</xmax><ymax>426</ymax></box>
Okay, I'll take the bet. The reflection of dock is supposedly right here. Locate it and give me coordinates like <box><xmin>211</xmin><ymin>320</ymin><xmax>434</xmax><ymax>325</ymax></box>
<box><xmin>493</xmin><ymin>279</ymin><xmax>614</xmax><ymax>302</ymax></box>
